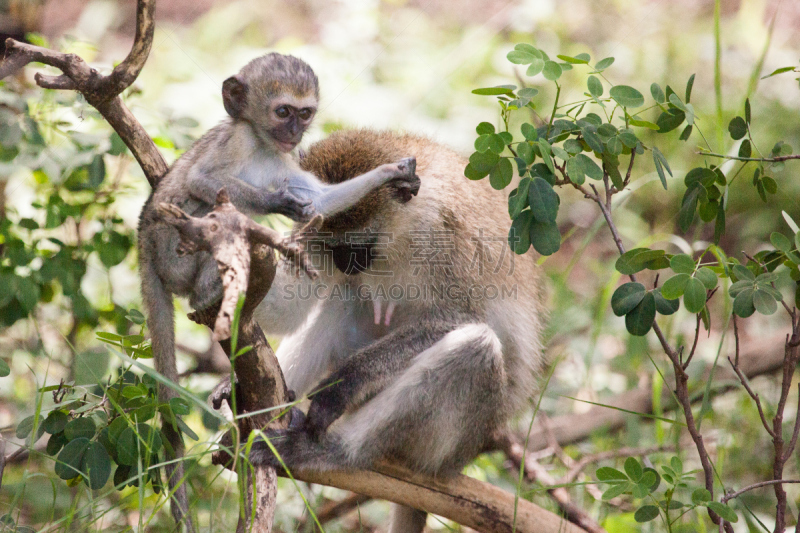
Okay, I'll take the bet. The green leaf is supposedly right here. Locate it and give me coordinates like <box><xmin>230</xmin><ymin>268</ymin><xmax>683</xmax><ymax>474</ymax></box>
<box><xmin>575</xmin><ymin>154</ymin><xmax>603</xmax><ymax>180</ymax></box>
<box><xmin>625</xmin><ymin>292</ymin><xmax>656</xmax><ymax>336</ymax></box>
<box><xmin>624</xmin><ymin>457</ymin><xmax>643</xmax><ymax>482</ymax></box>
<box><xmin>656</xmin><ymin>109</ymin><xmax>686</xmax><ymax>133</ymax></box>
<box><xmin>468</xmin><ymin>151</ymin><xmax>499</xmax><ymax>177</ymax></box>
<box><xmin>46</xmin><ymin>432</ymin><xmax>68</xmax><ymax>456</ymax></box>
<box><xmin>728</xmin><ymin>116</ymin><xmax>747</xmax><ymax>140</ymax></box>
<box><xmin>695</xmin><ymin>267</ymin><xmax>718</xmax><ymax>290</ymax></box>
<box><xmin>771</xmin><ymin>232</ymin><xmax>792</xmax><ymax>252</ymax></box>
<box><xmin>526</xmin><ymin>58</ymin><xmax>545</xmax><ymax>77</ymax></box>
<box><xmin>521</xmin><ymin>123</ymin><xmax>538</xmax><ymax>141</ymax></box>
<box><xmin>692</xmin><ymin>488</ymin><xmax>712</xmax><ymax>504</ymax></box>
<box><xmin>529</xmin><ymin>219</ymin><xmax>561</xmax><ymax>256</ymax></box>
<box><xmin>629</xmin><ymin>118</ymin><xmax>660</xmax><ymax>130</ymax></box>
<box><xmin>64</xmin><ymin>417</ymin><xmax>96</xmax><ymax>441</ymax></box>
<box><xmin>634</xmin><ymin>505</ymin><xmax>660</xmax><ymax>523</ymax></box>
<box><xmin>587</xmin><ymin>75</ymin><xmax>603</xmax><ymax>97</ymax></box>
<box><xmin>615</xmin><ymin>249</ymin><xmax>665</xmax><ymax>275</ymax></box>
<box><xmin>528</xmin><ymin>177</ymin><xmax>559</xmax><ymax>223</ymax></box>
<box><xmin>733</xmin><ymin>288</ymin><xmax>756</xmax><ymax>318</ymax></box>
<box><xmin>476</xmin><ymin>122</ymin><xmax>495</xmax><ymax>135</ymax></box>
<box><xmin>594</xmin><ymin>57</ymin><xmax>615</xmax><ymax>70</ymax></box>
<box><xmin>652</xmin><ymin>147</ymin><xmax>672</xmax><ymax>190</ymax></box>
<box><xmin>508</xmin><ymin>179</ymin><xmax>531</xmax><ymax>219</ymax></box>
<box><xmin>489</xmin><ymin>158</ymin><xmax>513</xmax><ymax>190</ymax></box>
<box><xmin>678</xmin><ymin>185</ymin><xmax>701</xmax><ymax>232</ymax></box>
<box><xmin>472</xmin><ymin>85</ymin><xmax>516</xmax><ymax>96</ymax></box>
<box><xmin>685</xmin><ymin>73</ymin><xmax>696</xmax><ymax>102</ymax></box>
<box><xmin>55</xmin><ymin>437</ymin><xmax>90</xmax><ymax>480</ymax></box>
<box><xmin>739</xmin><ymin>138</ymin><xmax>752</xmax><ymax>158</ymax></box>
<box><xmin>0</xmin><ymin>359</ymin><xmax>9</xmax><ymax>378</ymax></box>
<box><xmin>611</xmin><ymin>283</ymin><xmax>647</xmax><ymax>316</ymax></box>
<box><xmin>683</xmin><ymin>277</ymin><xmax>707</xmax><ymax>313</ymax></box>
<box><xmin>753</xmin><ymin>289</ymin><xmax>777</xmax><ymax>315</ymax></box>
<box><xmin>661</xmin><ymin>274</ymin><xmax>691</xmax><ymax>299</ymax></box>
<box><xmin>538</xmin><ymin>139</ymin><xmax>555</xmax><ymax>174</ymax></box>
<box><xmin>609</xmin><ymin>85</ymin><xmax>645</xmax><ymax>108</ymax></box>
<box><xmin>729</xmin><ymin>280</ymin><xmax>754</xmax><ymax>297</ymax></box>
<box><xmin>762</xmin><ymin>66</ymin><xmax>796</xmax><ymax>79</ymax></box>
<box><xmin>581</xmin><ymin>127</ymin><xmax>604</xmax><ymax>154</ymax></box>
<box><xmin>733</xmin><ymin>264</ymin><xmax>755</xmax><ymax>281</ymax></box>
<box><xmin>707</xmin><ymin>502</ymin><xmax>738</xmax><ymax>523</ymax></box>
<box><xmin>509</xmin><ymin>211</ymin><xmax>533</xmax><ymax>254</ymax></box>
<box><xmin>517</xmin><ymin>141</ymin><xmax>534</xmax><ymax>165</ymax></box>
<box><xmin>557</xmin><ymin>54</ymin><xmax>589</xmax><ymax>64</ymax></box>
<box><xmin>650</xmin><ymin>83</ymin><xmax>666</xmax><ymax>103</ymax></box>
<box><xmin>596</xmin><ymin>467</ymin><xmax>628</xmax><ymax>481</ymax></box>
<box><xmin>81</xmin><ymin>441</ymin><xmax>111</xmax><ymax>489</ymax></box>
<box><xmin>566</xmin><ymin>157</ymin><xmax>585</xmax><ymax>185</ymax></box>
<box><xmin>508</xmin><ymin>49</ymin><xmax>540</xmax><ymax>64</ymax></box>
<box><xmin>669</xmin><ymin>254</ymin><xmax>695</xmax><ymax>274</ymax></box>
<box><xmin>542</xmin><ymin>61</ymin><xmax>562</xmax><ymax>81</ymax></box>
<box><xmin>602</xmin><ymin>483</ymin><xmax>631</xmax><ymax>500</ymax></box>
<box><xmin>44</xmin><ymin>410</ymin><xmax>69</xmax><ymax>434</ymax></box>
<box><xmin>654</xmin><ymin>289</ymin><xmax>680</xmax><ymax>315</ymax></box>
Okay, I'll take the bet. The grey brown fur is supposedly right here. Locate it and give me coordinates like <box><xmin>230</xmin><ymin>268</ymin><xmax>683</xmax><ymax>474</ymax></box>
<box><xmin>220</xmin><ymin>130</ymin><xmax>548</xmax><ymax>533</ymax></box>
<box><xmin>138</xmin><ymin>55</ymin><xmax>418</xmax><ymax>531</ymax></box>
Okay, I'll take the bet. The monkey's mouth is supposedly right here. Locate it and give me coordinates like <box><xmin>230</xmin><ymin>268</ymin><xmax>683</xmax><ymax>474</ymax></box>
<box><xmin>275</xmin><ymin>140</ymin><xmax>298</xmax><ymax>153</ymax></box>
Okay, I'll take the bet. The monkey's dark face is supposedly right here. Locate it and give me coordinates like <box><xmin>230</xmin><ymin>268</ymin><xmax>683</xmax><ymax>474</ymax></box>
<box><xmin>265</xmin><ymin>94</ymin><xmax>318</xmax><ymax>153</ymax></box>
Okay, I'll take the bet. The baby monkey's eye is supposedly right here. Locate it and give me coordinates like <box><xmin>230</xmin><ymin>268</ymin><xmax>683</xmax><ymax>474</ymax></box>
<box><xmin>275</xmin><ymin>106</ymin><xmax>291</xmax><ymax>119</ymax></box>
<box><xmin>298</xmin><ymin>108</ymin><xmax>314</xmax><ymax>121</ymax></box>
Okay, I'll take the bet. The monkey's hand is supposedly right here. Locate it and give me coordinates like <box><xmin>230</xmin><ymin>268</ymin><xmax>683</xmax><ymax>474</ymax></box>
<box><xmin>263</xmin><ymin>189</ymin><xmax>315</xmax><ymax>221</ymax></box>
<box><xmin>385</xmin><ymin>156</ymin><xmax>421</xmax><ymax>203</ymax></box>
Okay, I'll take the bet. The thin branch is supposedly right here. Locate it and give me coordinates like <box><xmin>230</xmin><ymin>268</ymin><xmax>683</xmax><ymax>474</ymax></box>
<box><xmin>698</xmin><ymin>152</ymin><xmax>800</xmax><ymax>163</ymax></box>
<box><xmin>682</xmin><ymin>314</ymin><xmax>702</xmax><ymax>370</ymax></box>
<box><xmin>103</xmin><ymin>0</ymin><xmax>156</xmax><ymax>95</ymax></box>
<box><xmin>784</xmin><ymin>383</ymin><xmax>800</xmax><ymax>463</ymax></box>
<box><xmin>727</xmin><ymin>357</ymin><xmax>775</xmax><ymax>438</ymax></box>
<box><xmin>722</xmin><ymin>480</ymin><xmax>800</xmax><ymax>504</ymax></box>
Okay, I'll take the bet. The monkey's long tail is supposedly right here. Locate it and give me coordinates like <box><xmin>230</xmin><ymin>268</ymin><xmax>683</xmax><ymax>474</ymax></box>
<box><xmin>140</xmin><ymin>256</ymin><xmax>196</xmax><ymax>533</ymax></box>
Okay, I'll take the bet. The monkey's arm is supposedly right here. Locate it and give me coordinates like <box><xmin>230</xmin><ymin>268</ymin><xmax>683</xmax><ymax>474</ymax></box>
<box><xmin>187</xmin><ymin>165</ymin><xmax>312</xmax><ymax>220</ymax></box>
<box><xmin>289</xmin><ymin>157</ymin><xmax>420</xmax><ymax>218</ymax></box>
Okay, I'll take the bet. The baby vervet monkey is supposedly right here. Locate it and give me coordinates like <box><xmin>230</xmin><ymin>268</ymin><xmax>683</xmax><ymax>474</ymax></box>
<box><xmin>137</xmin><ymin>54</ymin><xmax>419</xmax><ymax>531</ymax></box>
<box><xmin>213</xmin><ymin>130</ymin><xmax>547</xmax><ymax>533</ymax></box>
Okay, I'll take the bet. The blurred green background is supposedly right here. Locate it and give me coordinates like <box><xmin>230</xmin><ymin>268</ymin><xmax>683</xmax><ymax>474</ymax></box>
<box><xmin>1</xmin><ymin>0</ymin><xmax>799</xmax><ymax>531</ymax></box>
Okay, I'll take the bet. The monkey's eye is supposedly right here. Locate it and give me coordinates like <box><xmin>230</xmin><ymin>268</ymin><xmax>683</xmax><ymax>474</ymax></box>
<box><xmin>275</xmin><ymin>106</ymin><xmax>291</xmax><ymax>119</ymax></box>
<box><xmin>298</xmin><ymin>108</ymin><xmax>314</xmax><ymax>121</ymax></box>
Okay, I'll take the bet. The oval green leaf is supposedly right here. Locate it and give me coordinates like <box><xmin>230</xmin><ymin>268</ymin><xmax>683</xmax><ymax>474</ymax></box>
<box><xmin>55</xmin><ymin>437</ymin><xmax>90</xmax><ymax>480</ymax></box>
<box><xmin>625</xmin><ymin>292</ymin><xmax>656</xmax><ymax>336</ymax></box>
<box><xmin>611</xmin><ymin>283</ymin><xmax>647</xmax><ymax>316</ymax></box>
<box><xmin>609</xmin><ymin>85</ymin><xmax>645</xmax><ymax>108</ymax></box>
<box><xmin>683</xmin><ymin>277</ymin><xmax>707</xmax><ymax>313</ymax></box>
<box><xmin>81</xmin><ymin>441</ymin><xmax>111</xmax><ymax>490</ymax></box>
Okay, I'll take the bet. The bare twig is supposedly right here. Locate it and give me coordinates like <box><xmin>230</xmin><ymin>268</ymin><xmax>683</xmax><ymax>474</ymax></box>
<box><xmin>697</xmin><ymin>152</ymin><xmax>800</xmax><ymax>163</ymax></box>
<box><xmin>722</xmin><ymin>480</ymin><xmax>800</xmax><ymax>504</ymax></box>
<box><xmin>727</xmin><ymin>357</ymin><xmax>775</xmax><ymax>437</ymax></box>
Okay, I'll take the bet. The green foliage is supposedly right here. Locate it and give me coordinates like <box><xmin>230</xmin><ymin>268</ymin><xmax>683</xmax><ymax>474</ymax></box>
<box><xmin>596</xmin><ymin>455</ymin><xmax>737</xmax><ymax>528</ymax></box>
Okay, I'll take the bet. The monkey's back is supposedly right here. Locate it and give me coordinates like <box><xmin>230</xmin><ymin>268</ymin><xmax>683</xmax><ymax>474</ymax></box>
<box><xmin>300</xmin><ymin>129</ymin><xmax>547</xmax><ymax>416</ymax></box>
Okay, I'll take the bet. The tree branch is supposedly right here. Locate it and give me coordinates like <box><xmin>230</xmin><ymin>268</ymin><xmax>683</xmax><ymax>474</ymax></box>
<box><xmin>0</xmin><ymin>0</ymin><xmax>168</xmax><ymax>187</ymax></box>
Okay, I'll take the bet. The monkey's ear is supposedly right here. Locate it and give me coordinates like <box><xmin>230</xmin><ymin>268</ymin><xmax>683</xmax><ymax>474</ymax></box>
<box><xmin>222</xmin><ymin>75</ymin><xmax>248</xmax><ymax>119</ymax></box>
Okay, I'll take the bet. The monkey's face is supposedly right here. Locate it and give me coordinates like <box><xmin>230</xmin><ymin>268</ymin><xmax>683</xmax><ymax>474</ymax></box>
<box><xmin>263</xmin><ymin>93</ymin><xmax>318</xmax><ymax>152</ymax></box>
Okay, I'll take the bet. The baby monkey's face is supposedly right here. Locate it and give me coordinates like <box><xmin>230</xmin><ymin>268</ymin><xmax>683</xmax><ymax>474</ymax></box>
<box><xmin>266</xmin><ymin>93</ymin><xmax>318</xmax><ymax>152</ymax></box>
